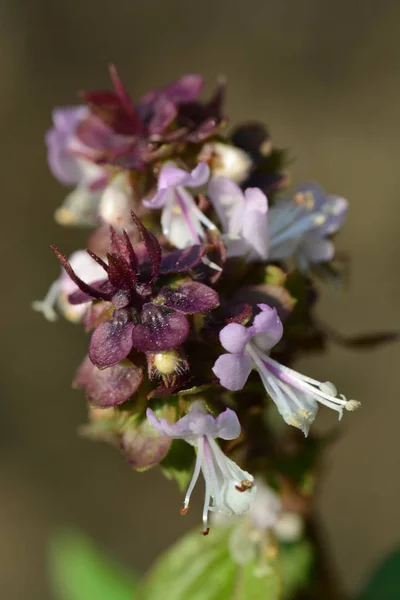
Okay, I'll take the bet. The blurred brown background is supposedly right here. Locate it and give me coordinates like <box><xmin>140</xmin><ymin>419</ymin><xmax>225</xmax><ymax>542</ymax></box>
<box><xmin>1</xmin><ymin>1</ymin><xmax>399</xmax><ymax>598</ymax></box>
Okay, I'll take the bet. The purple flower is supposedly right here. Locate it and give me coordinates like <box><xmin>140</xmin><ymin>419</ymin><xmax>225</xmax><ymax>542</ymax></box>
<box><xmin>146</xmin><ymin>401</ymin><xmax>256</xmax><ymax>534</ymax></box>
<box><xmin>207</xmin><ymin>176</ymin><xmax>269</xmax><ymax>261</ymax></box>
<box><xmin>268</xmin><ymin>183</ymin><xmax>348</xmax><ymax>270</ymax></box>
<box><xmin>46</xmin><ymin>106</ymin><xmax>108</xmax><ymax>226</ymax></box>
<box><xmin>32</xmin><ymin>250</ymin><xmax>107</xmax><ymax>322</ymax></box>
<box><xmin>144</xmin><ymin>162</ymin><xmax>217</xmax><ymax>249</ymax></box>
<box><xmin>46</xmin><ymin>106</ymin><xmax>89</xmax><ymax>186</ymax></box>
<box><xmin>213</xmin><ymin>304</ymin><xmax>360</xmax><ymax>435</ymax></box>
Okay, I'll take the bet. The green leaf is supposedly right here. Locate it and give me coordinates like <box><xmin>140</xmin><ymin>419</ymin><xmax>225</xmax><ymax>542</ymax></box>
<box><xmin>237</xmin><ymin>558</ymin><xmax>281</xmax><ymax>600</ymax></box>
<box><xmin>358</xmin><ymin>546</ymin><xmax>400</xmax><ymax>600</ymax></box>
<box><xmin>49</xmin><ymin>530</ymin><xmax>139</xmax><ymax>600</ymax></box>
<box><xmin>280</xmin><ymin>540</ymin><xmax>314</xmax><ymax>598</ymax></box>
<box><xmin>143</xmin><ymin>526</ymin><xmax>236</xmax><ymax>600</ymax></box>
<box><xmin>143</xmin><ymin>526</ymin><xmax>282</xmax><ymax>600</ymax></box>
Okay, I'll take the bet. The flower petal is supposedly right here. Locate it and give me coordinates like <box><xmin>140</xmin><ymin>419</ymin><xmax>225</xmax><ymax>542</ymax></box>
<box><xmin>215</xmin><ymin>408</ymin><xmax>241</xmax><ymax>440</ymax></box>
<box><xmin>300</xmin><ymin>234</ymin><xmax>334</xmax><ymax>265</ymax></box>
<box><xmin>219</xmin><ymin>322</ymin><xmax>252</xmax><ymax>353</ymax></box>
<box><xmin>208</xmin><ymin>176</ymin><xmax>245</xmax><ymax>233</ymax></box>
<box><xmin>185</xmin><ymin>162</ymin><xmax>210</xmax><ymax>188</ymax></box>
<box><xmin>89</xmin><ymin>319</ymin><xmax>134</xmax><ymax>368</ymax></box>
<box><xmin>212</xmin><ymin>353</ymin><xmax>253</xmax><ymax>391</ymax></box>
<box><xmin>131</xmin><ymin>304</ymin><xmax>189</xmax><ymax>352</ymax></box>
<box><xmin>158</xmin><ymin>164</ymin><xmax>191</xmax><ymax>189</ymax></box>
<box><xmin>251</xmin><ymin>304</ymin><xmax>283</xmax><ymax>352</ymax></box>
<box><xmin>146</xmin><ymin>403</ymin><xmax>217</xmax><ymax>439</ymax></box>
<box><xmin>241</xmin><ymin>187</ymin><xmax>269</xmax><ymax>260</ymax></box>
<box><xmin>46</xmin><ymin>106</ymin><xmax>88</xmax><ymax>185</ymax></box>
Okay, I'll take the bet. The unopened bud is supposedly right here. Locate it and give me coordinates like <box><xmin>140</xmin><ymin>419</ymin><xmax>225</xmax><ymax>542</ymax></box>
<box><xmin>154</xmin><ymin>350</ymin><xmax>180</xmax><ymax>376</ymax></box>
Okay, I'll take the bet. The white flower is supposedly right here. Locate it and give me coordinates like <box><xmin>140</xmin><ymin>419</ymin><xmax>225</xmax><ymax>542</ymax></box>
<box><xmin>147</xmin><ymin>401</ymin><xmax>256</xmax><ymax>534</ymax></box>
<box><xmin>212</xmin><ymin>479</ymin><xmax>304</xmax><ymax>567</ymax></box>
<box><xmin>32</xmin><ymin>250</ymin><xmax>107</xmax><ymax>322</ymax></box>
<box><xmin>98</xmin><ymin>172</ymin><xmax>134</xmax><ymax>228</ymax></box>
<box><xmin>144</xmin><ymin>162</ymin><xmax>217</xmax><ymax>250</ymax></box>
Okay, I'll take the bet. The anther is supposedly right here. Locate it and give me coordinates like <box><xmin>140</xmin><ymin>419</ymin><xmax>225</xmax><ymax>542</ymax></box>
<box><xmin>235</xmin><ymin>479</ymin><xmax>253</xmax><ymax>492</ymax></box>
<box><xmin>345</xmin><ymin>399</ymin><xmax>361</xmax><ymax>411</ymax></box>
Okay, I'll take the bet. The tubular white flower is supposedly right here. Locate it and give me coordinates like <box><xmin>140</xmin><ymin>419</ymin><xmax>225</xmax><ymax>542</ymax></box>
<box><xmin>213</xmin><ymin>304</ymin><xmax>360</xmax><ymax>436</ymax></box>
<box><xmin>146</xmin><ymin>402</ymin><xmax>256</xmax><ymax>534</ymax></box>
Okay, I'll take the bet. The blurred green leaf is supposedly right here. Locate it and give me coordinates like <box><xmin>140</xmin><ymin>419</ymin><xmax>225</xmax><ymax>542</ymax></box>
<box><xmin>143</xmin><ymin>526</ymin><xmax>236</xmax><ymax>600</ymax></box>
<box><xmin>280</xmin><ymin>540</ymin><xmax>314</xmax><ymax>598</ymax></box>
<box><xmin>49</xmin><ymin>530</ymin><xmax>139</xmax><ymax>600</ymax></box>
<box><xmin>143</xmin><ymin>526</ymin><xmax>282</xmax><ymax>600</ymax></box>
<box><xmin>237</xmin><ymin>557</ymin><xmax>281</xmax><ymax>600</ymax></box>
<box><xmin>358</xmin><ymin>546</ymin><xmax>400</xmax><ymax>600</ymax></box>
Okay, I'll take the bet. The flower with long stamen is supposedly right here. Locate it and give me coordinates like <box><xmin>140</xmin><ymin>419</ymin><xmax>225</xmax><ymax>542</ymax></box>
<box><xmin>32</xmin><ymin>250</ymin><xmax>107</xmax><ymax>322</ymax></box>
<box><xmin>144</xmin><ymin>162</ymin><xmax>217</xmax><ymax>250</ymax></box>
<box><xmin>213</xmin><ymin>304</ymin><xmax>360</xmax><ymax>435</ymax></box>
<box><xmin>146</xmin><ymin>402</ymin><xmax>256</xmax><ymax>534</ymax></box>
<box><xmin>207</xmin><ymin>176</ymin><xmax>269</xmax><ymax>261</ymax></box>
<box><xmin>268</xmin><ymin>182</ymin><xmax>348</xmax><ymax>270</ymax></box>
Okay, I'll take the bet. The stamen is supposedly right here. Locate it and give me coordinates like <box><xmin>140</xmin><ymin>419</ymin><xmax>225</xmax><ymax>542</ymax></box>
<box><xmin>345</xmin><ymin>399</ymin><xmax>361</xmax><ymax>411</ymax></box>
<box><xmin>235</xmin><ymin>480</ymin><xmax>253</xmax><ymax>492</ymax></box>
<box><xmin>201</xmin><ymin>256</ymin><xmax>223</xmax><ymax>272</ymax></box>
<box><xmin>269</xmin><ymin>213</ymin><xmax>323</xmax><ymax>247</ymax></box>
<box><xmin>32</xmin><ymin>280</ymin><xmax>61</xmax><ymax>322</ymax></box>
<box><xmin>183</xmin><ymin>436</ymin><xmax>204</xmax><ymax>511</ymax></box>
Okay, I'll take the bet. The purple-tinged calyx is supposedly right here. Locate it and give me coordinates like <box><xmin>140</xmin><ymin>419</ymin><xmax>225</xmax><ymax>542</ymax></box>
<box><xmin>147</xmin><ymin>401</ymin><xmax>255</xmax><ymax>534</ymax></box>
<box><xmin>213</xmin><ymin>304</ymin><xmax>360</xmax><ymax>436</ymax></box>
<box><xmin>51</xmin><ymin>212</ymin><xmax>218</xmax><ymax>368</ymax></box>
<box><xmin>268</xmin><ymin>183</ymin><xmax>348</xmax><ymax>270</ymax></box>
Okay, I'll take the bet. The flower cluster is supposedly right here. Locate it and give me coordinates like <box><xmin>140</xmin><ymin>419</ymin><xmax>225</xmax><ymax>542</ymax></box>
<box><xmin>36</xmin><ymin>67</ymin><xmax>363</xmax><ymax>535</ymax></box>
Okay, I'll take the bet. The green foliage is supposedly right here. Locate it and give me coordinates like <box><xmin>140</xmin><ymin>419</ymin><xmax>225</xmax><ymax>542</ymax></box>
<box><xmin>280</xmin><ymin>540</ymin><xmax>314</xmax><ymax>598</ymax></box>
<box><xmin>49</xmin><ymin>530</ymin><xmax>139</xmax><ymax>600</ymax></box>
<box><xmin>143</xmin><ymin>526</ymin><xmax>283</xmax><ymax>600</ymax></box>
<box><xmin>358</xmin><ymin>546</ymin><xmax>400</xmax><ymax>600</ymax></box>
<box><xmin>49</xmin><ymin>527</ymin><xmax>315</xmax><ymax>600</ymax></box>
<box><xmin>143</xmin><ymin>526</ymin><xmax>236</xmax><ymax>600</ymax></box>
